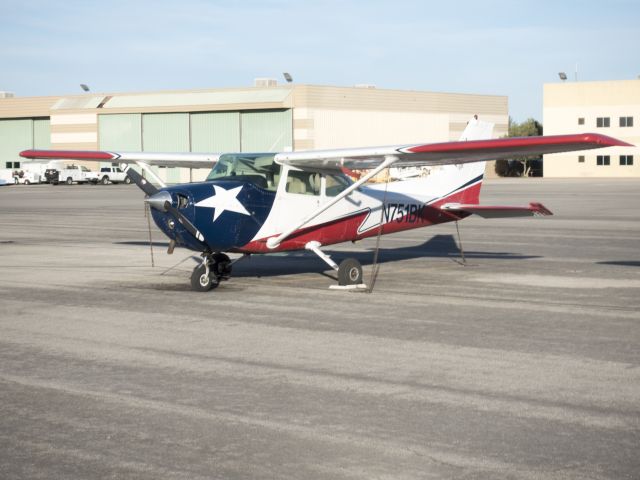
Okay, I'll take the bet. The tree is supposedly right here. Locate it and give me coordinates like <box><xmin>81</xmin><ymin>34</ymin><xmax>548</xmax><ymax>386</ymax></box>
<box><xmin>495</xmin><ymin>117</ymin><xmax>543</xmax><ymax>177</ymax></box>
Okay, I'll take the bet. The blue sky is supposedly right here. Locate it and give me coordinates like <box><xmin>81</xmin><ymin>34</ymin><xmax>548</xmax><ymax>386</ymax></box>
<box><xmin>2</xmin><ymin>0</ymin><xmax>639</xmax><ymax>122</ymax></box>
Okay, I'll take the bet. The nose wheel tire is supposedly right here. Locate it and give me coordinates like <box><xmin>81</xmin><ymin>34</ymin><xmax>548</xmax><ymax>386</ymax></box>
<box><xmin>190</xmin><ymin>264</ymin><xmax>219</xmax><ymax>292</ymax></box>
<box><xmin>190</xmin><ymin>253</ymin><xmax>233</xmax><ymax>292</ymax></box>
<box><xmin>338</xmin><ymin>258</ymin><xmax>363</xmax><ymax>286</ymax></box>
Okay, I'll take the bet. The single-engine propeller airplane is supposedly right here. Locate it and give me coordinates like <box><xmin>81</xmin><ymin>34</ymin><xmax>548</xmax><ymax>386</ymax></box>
<box><xmin>21</xmin><ymin>118</ymin><xmax>630</xmax><ymax>292</ymax></box>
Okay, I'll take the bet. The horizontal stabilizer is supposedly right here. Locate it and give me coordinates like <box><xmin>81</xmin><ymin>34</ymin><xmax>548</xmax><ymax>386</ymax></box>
<box><xmin>441</xmin><ymin>202</ymin><xmax>553</xmax><ymax>218</ymax></box>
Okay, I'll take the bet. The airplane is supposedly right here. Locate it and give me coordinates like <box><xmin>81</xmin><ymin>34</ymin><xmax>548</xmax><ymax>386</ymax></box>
<box><xmin>20</xmin><ymin>118</ymin><xmax>630</xmax><ymax>292</ymax></box>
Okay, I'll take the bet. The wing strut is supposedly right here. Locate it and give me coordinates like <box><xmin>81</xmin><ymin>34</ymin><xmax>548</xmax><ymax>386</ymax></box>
<box><xmin>266</xmin><ymin>155</ymin><xmax>398</xmax><ymax>249</ymax></box>
<box><xmin>124</xmin><ymin>161</ymin><xmax>167</xmax><ymax>189</ymax></box>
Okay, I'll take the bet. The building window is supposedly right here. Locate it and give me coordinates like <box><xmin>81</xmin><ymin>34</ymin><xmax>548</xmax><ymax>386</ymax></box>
<box><xmin>596</xmin><ymin>155</ymin><xmax>610</xmax><ymax>166</ymax></box>
<box><xmin>578</xmin><ymin>155</ymin><xmax>585</xmax><ymax>163</ymax></box>
<box><xmin>578</xmin><ymin>117</ymin><xmax>585</xmax><ymax>125</ymax></box>
<box><xmin>620</xmin><ymin>155</ymin><xmax>634</xmax><ymax>166</ymax></box>
<box><xmin>619</xmin><ymin>116</ymin><xmax>633</xmax><ymax>127</ymax></box>
<box><xmin>5</xmin><ymin>162</ymin><xmax>20</xmax><ymax>169</ymax></box>
<box><xmin>596</xmin><ymin>117</ymin><xmax>610</xmax><ymax>128</ymax></box>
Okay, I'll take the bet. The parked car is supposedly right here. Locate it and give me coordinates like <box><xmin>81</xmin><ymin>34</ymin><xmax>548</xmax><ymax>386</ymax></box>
<box><xmin>98</xmin><ymin>166</ymin><xmax>132</xmax><ymax>184</ymax></box>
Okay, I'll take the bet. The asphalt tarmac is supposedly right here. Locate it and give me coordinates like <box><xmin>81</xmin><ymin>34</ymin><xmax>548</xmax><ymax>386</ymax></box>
<box><xmin>0</xmin><ymin>178</ymin><xmax>638</xmax><ymax>479</ymax></box>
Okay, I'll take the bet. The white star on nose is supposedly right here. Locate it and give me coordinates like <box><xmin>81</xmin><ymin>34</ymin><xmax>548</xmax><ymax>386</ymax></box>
<box><xmin>195</xmin><ymin>185</ymin><xmax>250</xmax><ymax>222</ymax></box>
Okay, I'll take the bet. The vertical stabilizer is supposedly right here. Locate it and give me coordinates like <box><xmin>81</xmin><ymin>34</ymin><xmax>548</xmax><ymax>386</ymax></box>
<box><xmin>459</xmin><ymin>115</ymin><xmax>494</xmax><ymax>141</ymax></box>
<box><xmin>373</xmin><ymin>116</ymin><xmax>495</xmax><ymax>203</ymax></box>
<box><xmin>439</xmin><ymin>116</ymin><xmax>494</xmax><ymax>204</ymax></box>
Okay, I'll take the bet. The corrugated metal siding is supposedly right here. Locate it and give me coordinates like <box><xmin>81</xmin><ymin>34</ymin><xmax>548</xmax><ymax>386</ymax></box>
<box><xmin>33</xmin><ymin>119</ymin><xmax>51</xmax><ymax>149</ymax></box>
<box><xmin>191</xmin><ymin>112</ymin><xmax>240</xmax><ymax>152</ymax></box>
<box><xmin>241</xmin><ymin>110</ymin><xmax>292</xmax><ymax>152</ymax></box>
<box><xmin>142</xmin><ymin>113</ymin><xmax>190</xmax><ymax>184</ymax></box>
<box><xmin>98</xmin><ymin>114</ymin><xmax>142</xmax><ymax>151</ymax></box>
<box><xmin>0</xmin><ymin>119</ymin><xmax>33</xmax><ymax>163</ymax></box>
<box><xmin>142</xmin><ymin>113</ymin><xmax>189</xmax><ymax>152</ymax></box>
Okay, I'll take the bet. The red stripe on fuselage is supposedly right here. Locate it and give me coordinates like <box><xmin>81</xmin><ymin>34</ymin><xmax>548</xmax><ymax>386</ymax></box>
<box><xmin>239</xmin><ymin>182</ymin><xmax>481</xmax><ymax>253</ymax></box>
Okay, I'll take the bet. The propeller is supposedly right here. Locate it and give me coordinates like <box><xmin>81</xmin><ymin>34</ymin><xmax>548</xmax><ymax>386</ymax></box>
<box><xmin>144</xmin><ymin>190</ymin><xmax>206</xmax><ymax>243</ymax></box>
<box><xmin>123</xmin><ymin>162</ymin><xmax>206</xmax><ymax>246</ymax></box>
<box><xmin>121</xmin><ymin>163</ymin><xmax>159</xmax><ymax>197</ymax></box>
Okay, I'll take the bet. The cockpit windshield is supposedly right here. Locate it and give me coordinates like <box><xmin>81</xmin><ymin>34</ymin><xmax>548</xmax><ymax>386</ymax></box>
<box><xmin>206</xmin><ymin>153</ymin><xmax>281</xmax><ymax>191</ymax></box>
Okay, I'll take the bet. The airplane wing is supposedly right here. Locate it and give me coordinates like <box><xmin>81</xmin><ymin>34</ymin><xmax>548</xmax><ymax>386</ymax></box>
<box><xmin>19</xmin><ymin>150</ymin><xmax>219</xmax><ymax>169</ymax></box>
<box><xmin>274</xmin><ymin>133</ymin><xmax>631</xmax><ymax>170</ymax></box>
<box><xmin>440</xmin><ymin>202</ymin><xmax>553</xmax><ymax>218</ymax></box>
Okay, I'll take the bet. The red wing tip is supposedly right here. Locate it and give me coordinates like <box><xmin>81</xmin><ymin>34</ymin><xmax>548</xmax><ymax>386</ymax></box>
<box><xmin>406</xmin><ymin>133</ymin><xmax>632</xmax><ymax>153</ymax></box>
<box><xmin>579</xmin><ymin>133</ymin><xmax>633</xmax><ymax>147</ymax></box>
<box><xmin>20</xmin><ymin>149</ymin><xmax>117</xmax><ymax>160</ymax></box>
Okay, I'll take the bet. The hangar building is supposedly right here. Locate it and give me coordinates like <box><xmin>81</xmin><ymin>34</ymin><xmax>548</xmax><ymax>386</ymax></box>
<box><xmin>543</xmin><ymin>79</ymin><xmax>640</xmax><ymax>177</ymax></box>
<box><xmin>0</xmin><ymin>83</ymin><xmax>508</xmax><ymax>182</ymax></box>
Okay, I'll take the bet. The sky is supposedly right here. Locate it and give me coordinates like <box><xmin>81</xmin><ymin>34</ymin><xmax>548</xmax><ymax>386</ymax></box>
<box><xmin>1</xmin><ymin>0</ymin><xmax>639</xmax><ymax>122</ymax></box>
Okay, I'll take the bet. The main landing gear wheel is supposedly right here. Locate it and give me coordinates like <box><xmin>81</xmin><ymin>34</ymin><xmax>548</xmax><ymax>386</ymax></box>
<box><xmin>211</xmin><ymin>253</ymin><xmax>232</xmax><ymax>280</ymax></box>
<box><xmin>338</xmin><ymin>258</ymin><xmax>363</xmax><ymax>286</ymax></box>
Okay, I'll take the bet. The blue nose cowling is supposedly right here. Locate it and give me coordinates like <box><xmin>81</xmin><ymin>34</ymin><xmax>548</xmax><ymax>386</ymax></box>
<box><xmin>151</xmin><ymin>181</ymin><xmax>276</xmax><ymax>252</ymax></box>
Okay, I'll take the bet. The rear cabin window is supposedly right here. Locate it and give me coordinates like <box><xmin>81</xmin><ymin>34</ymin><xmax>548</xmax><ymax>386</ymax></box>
<box><xmin>325</xmin><ymin>174</ymin><xmax>350</xmax><ymax>196</ymax></box>
<box><xmin>285</xmin><ymin>170</ymin><xmax>352</xmax><ymax>197</ymax></box>
<box><xmin>286</xmin><ymin>170</ymin><xmax>321</xmax><ymax>195</ymax></box>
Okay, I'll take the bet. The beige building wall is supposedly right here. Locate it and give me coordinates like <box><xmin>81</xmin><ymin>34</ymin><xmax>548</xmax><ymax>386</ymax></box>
<box><xmin>291</xmin><ymin>85</ymin><xmax>507</xmax><ymax>151</ymax></box>
<box><xmin>291</xmin><ymin>85</ymin><xmax>508</xmax><ymax>178</ymax></box>
<box><xmin>543</xmin><ymin>80</ymin><xmax>640</xmax><ymax>177</ymax></box>
<box><xmin>1</xmin><ymin>84</ymin><xmax>508</xmax><ymax>181</ymax></box>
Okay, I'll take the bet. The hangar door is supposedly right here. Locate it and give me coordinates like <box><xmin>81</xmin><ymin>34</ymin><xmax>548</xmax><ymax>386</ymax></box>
<box><xmin>143</xmin><ymin>114</ymin><xmax>189</xmax><ymax>183</ymax></box>
<box><xmin>98</xmin><ymin>114</ymin><xmax>142</xmax><ymax>151</ymax></box>
<box><xmin>0</xmin><ymin>118</ymin><xmax>50</xmax><ymax>167</ymax></box>
<box><xmin>191</xmin><ymin>112</ymin><xmax>240</xmax><ymax>152</ymax></box>
<box><xmin>98</xmin><ymin>110</ymin><xmax>291</xmax><ymax>183</ymax></box>
<box><xmin>99</xmin><ymin>110</ymin><xmax>291</xmax><ymax>153</ymax></box>
<box><xmin>241</xmin><ymin>110</ymin><xmax>292</xmax><ymax>152</ymax></box>
<box><xmin>191</xmin><ymin>110</ymin><xmax>291</xmax><ymax>153</ymax></box>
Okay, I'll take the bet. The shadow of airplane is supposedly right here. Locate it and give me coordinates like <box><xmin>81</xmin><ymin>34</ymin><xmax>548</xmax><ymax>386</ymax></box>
<box><xmin>597</xmin><ymin>260</ymin><xmax>640</xmax><ymax>268</ymax></box>
<box><xmin>117</xmin><ymin>234</ymin><xmax>540</xmax><ymax>278</ymax></box>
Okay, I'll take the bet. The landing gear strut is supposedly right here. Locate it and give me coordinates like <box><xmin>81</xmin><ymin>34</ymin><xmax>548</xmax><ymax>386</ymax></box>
<box><xmin>190</xmin><ymin>252</ymin><xmax>233</xmax><ymax>292</ymax></box>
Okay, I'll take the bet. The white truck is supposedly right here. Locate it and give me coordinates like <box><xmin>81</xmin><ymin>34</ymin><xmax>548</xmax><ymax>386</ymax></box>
<box><xmin>56</xmin><ymin>165</ymin><xmax>100</xmax><ymax>185</ymax></box>
<box><xmin>97</xmin><ymin>166</ymin><xmax>132</xmax><ymax>184</ymax></box>
<box><xmin>0</xmin><ymin>164</ymin><xmax>44</xmax><ymax>184</ymax></box>
<box><xmin>12</xmin><ymin>169</ymin><xmax>43</xmax><ymax>184</ymax></box>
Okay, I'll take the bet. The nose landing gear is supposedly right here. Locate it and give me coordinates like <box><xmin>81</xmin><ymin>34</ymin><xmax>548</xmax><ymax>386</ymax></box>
<box><xmin>190</xmin><ymin>252</ymin><xmax>233</xmax><ymax>292</ymax></box>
